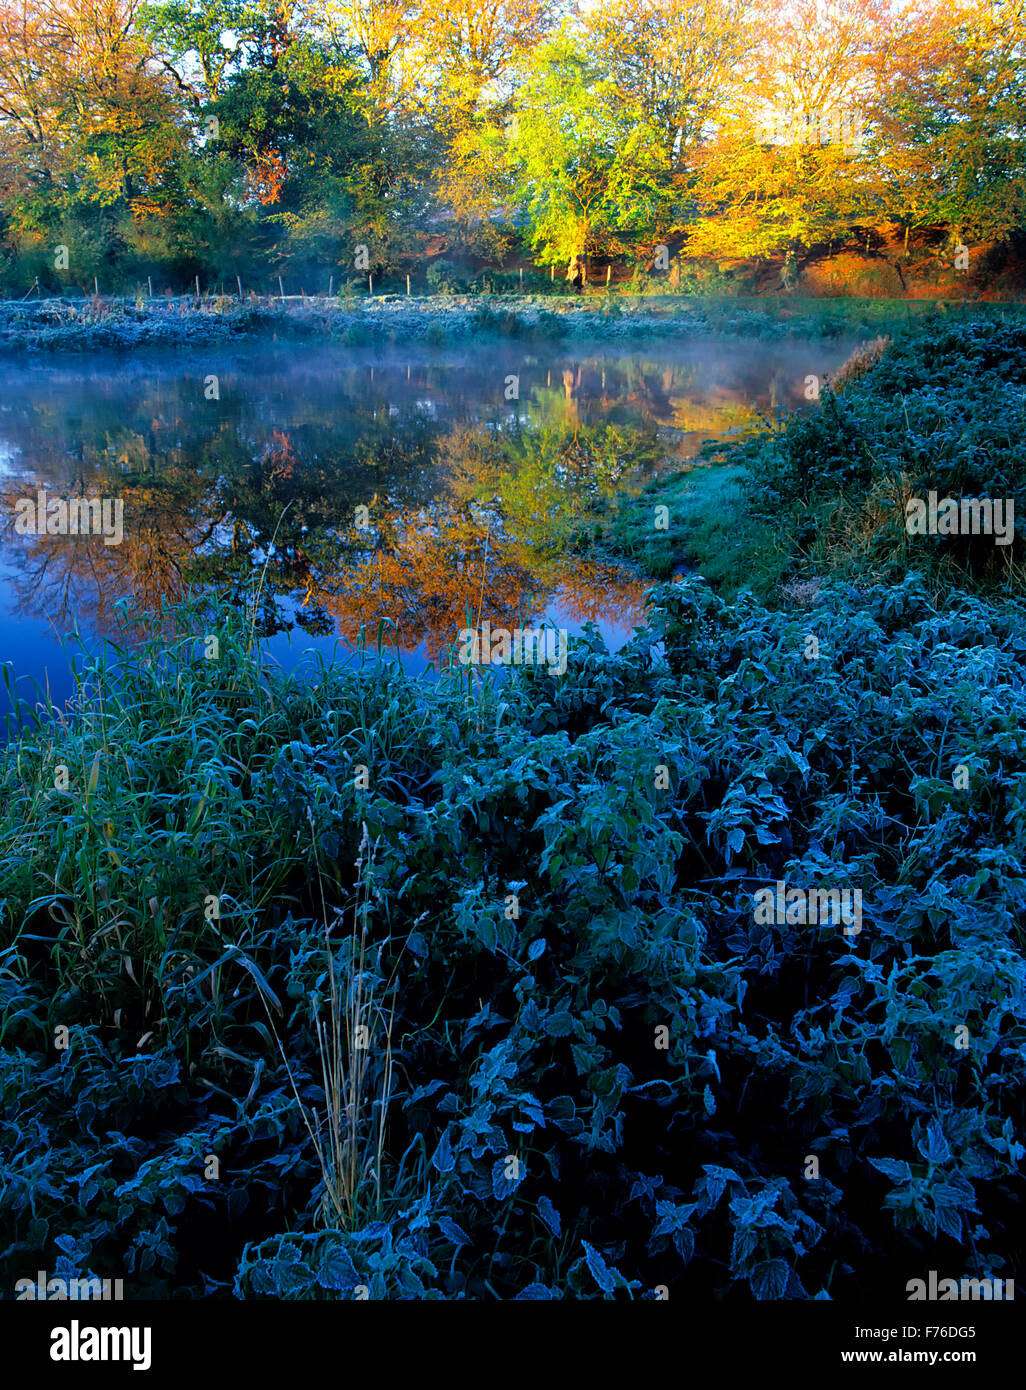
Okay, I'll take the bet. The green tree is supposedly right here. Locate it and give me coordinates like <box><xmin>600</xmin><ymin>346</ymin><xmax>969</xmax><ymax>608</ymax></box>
<box><xmin>501</xmin><ymin>35</ymin><xmax>673</xmax><ymax>282</ymax></box>
<box><xmin>586</xmin><ymin>0</ymin><xmax>753</xmax><ymax>174</ymax></box>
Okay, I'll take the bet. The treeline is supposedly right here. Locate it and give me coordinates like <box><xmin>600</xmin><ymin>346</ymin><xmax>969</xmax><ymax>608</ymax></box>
<box><xmin>1</xmin><ymin>0</ymin><xmax>1025</xmax><ymax>294</ymax></box>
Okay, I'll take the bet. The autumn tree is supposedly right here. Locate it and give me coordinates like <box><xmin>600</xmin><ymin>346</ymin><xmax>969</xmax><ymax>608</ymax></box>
<box><xmin>499</xmin><ymin>33</ymin><xmax>673</xmax><ymax>281</ymax></box>
<box><xmin>60</xmin><ymin>0</ymin><xmax>186</xmax><ymax>208</ymax></box>
<box><xmin>0</xmin><ymin>0</ymin><xmax>188</xmax><ymax>288</ymax></box>
<box><xmin>868</xmin><ymin>0</ymin><xmax>1026</xmax><ymax>249</ymax></box>
<box><xmin>318</xmin><ymin>0</ymin><xmax>429</xmax><ymax>117</ymax></box>
<box><xmin>0</xmin><ymin>0</ymin><xmax>185</xmax><ymax>204</ymax></box>
<box><xmin>585</xmin><ymin>0</ymin><xmax>754</xmax><ymax>173</ymax></box>
<box><xmin>684</xmin><ymin>0</ymin><xmax>887</xmax><ymax>259</ymax></box>
<box><xmin>420</xmin><ymin>0</ymin><xmax>555</xmax><ymax>118</ymax></box>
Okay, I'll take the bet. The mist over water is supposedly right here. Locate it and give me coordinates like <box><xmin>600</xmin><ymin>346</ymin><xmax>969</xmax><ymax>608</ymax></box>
<box><xmin>0</xmin><ymin>334</ymin><xmax>858</xmax><ymax>720</ymax></box>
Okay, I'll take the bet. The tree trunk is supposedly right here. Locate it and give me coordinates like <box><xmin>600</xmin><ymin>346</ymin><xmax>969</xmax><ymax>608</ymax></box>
<box><xmin>566</xmin><ymin>253</ymin><xmax>586</xmax><ymax>292</ymax></box>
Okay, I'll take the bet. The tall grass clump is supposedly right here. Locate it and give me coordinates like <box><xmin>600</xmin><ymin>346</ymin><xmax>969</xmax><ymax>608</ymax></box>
<box><xmin>270</xmin><ymin>826</ymin><xmax>407</xmax><ymax>1231</ymax></box>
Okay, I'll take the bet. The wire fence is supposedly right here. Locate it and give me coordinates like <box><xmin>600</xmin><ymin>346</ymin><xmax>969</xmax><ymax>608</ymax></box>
<box><xmin>1</xmin><ymin>273</ymin><xmax>422</xmax><ymax>308</ymax></box>
<box><xmin>3</xmin><ymin>292</ymin><xmax>351</xmax><ymax>309</ymax></box>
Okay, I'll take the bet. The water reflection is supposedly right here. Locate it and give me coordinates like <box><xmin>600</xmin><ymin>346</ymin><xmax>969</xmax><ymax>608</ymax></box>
<box><xmin>0</xmin><ymin>336</ymin><xmax>857</xmax><ymax>709</ymax></box>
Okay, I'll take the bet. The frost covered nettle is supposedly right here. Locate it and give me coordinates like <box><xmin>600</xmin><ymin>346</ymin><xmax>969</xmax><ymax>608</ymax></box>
<box><xmin>905</xmin><ymin>493</ymin><xmax>1014</xmax><ymax>545</ymax></box>
<box><xmin>13</xmin><ymin>490</ymin><xmax>124</xmax><ymax>546</ymax></box>
<box><xmin>457</xmin><ymin>622</ymin><xmax>567</xmax><ymax>676</ymax></box>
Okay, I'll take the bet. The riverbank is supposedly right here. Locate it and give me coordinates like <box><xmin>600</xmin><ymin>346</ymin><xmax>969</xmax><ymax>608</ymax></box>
<box><xmin>3</xmin><ymin>291</ymin><xmax>1024</xmax><ymax>355</ymax></box>
<box><xmin>596</xmin><ymin>316</ymin><xmax>1026</xmax><ymax>599</ymax></box>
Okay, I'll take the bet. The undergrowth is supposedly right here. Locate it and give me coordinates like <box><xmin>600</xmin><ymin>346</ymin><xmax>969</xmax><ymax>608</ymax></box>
<box><xmin>1</xmin><ymin>566</ymin><xmax>1023</xmax><ymax>1298</ymax></box>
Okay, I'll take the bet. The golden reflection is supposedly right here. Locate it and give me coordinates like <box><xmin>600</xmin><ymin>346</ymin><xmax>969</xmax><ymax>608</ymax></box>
<box><xmin>0</xmin><ymin>352</ymin><xmax>798</xmax><ymax>660</ymax></box>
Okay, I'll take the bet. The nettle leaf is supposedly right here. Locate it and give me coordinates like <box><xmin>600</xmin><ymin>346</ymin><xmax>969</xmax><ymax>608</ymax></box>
<box><xmin>436</xmin><ymin>1215</ymin><xmax>471</xmax><ymax>1246</ymax></box>
<box><xmin>514</xmin><ymin>1091</ymin><xmax>546</xmax><ymax>1127</ymax></box>
<box><xmin>491</xmin><ymin>1156</ymin><xmax>526</xmax><ymax>1200</ymax></box>
<box><xmin>318</xmin><ymin>1241</ymin><xmax>359</xmax><ymax>1292</ymax></box>
<box><xmin>933</xmin><ymin>1177</ymin><xmax>977</xmax><ymax>1209</ymax></box>
<box><xmin>431</xmin><ymin>1126</ymin><xmax>456</xmax><ymax>1175</ymax></box>
<box><xmin>582</xmin><ymin>1240</ymin><xmax>618</xmax><ymax>1295</ymax></box>
<box><xmin>275</xmin><ymin>1260</ymin><xmax>317</xmax><ymax>1296</ymax></box>
<box><xmin>934</xmin><ymin>1204</ymin><xmax>963</xmax><ymax>1240</ymax></box>
<box><xmin>673</xmin><ymin>1226</ymin><xmax>695</xmax><ymax>1264</ymax></box>
<box><xmin>750</xmin><ymin>1259</ymin><xmax>791</xmax><ymax>1299</ymax></box>
<box><xmin>527</xmin><ymin>937</ymin><xmax>547</xmax><ymax>961</ymax></box>
<box><xmin>544</xmin><ymin>1010</ymin><xmax>575</xmax><ymax>1037</ymax></box>
<box><xmin>701</xmin><ymin>1165</ymin><xmax>744</xmax><ymax>1209</ymax></box>
<box><xmin>406</xmin><ymin>932</ymin><xmax>429</xmax><ymax>959</ymax></box>
<box><xmin>406</xmin><ymin>1079</ymin><xmax>447</xmax><ymax>1108</ymax></box>
<box><xmin>515</xmin><ymin>1282</ymin><xmax>555</xmax><ymax>1299</ymax></box>
<box><xmin>869</xmin><ymin>1157</ymin><xmax>913</xmax><ymax>1183</ymax></box>
<box><xmin>917</xmin><ymin>1121</ymin><xmax>952</xmax><ymax>1166</ymax></box>
<box><xmin>570</xmin><ymin>1042</ymin><xmax>599</xmax><ymax>1074</ymax></box>
<box><xmin>537</xmin><ymin>1193</ymin><xmax>561</xmax><ymax>1237</ymax></box>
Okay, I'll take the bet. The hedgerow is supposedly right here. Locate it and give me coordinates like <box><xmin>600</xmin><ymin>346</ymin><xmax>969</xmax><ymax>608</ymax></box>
<box><xmin>6</xmin><ymin>296</ymin><xmax>1023</xmax><ymax>357</ymax></box>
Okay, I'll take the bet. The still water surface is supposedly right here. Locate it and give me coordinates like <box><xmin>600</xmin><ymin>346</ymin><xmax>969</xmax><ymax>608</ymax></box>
<box><xmin>0</xmin><ymin>334</ymin><xmax>857</xmax><ymax>718</ymax></box>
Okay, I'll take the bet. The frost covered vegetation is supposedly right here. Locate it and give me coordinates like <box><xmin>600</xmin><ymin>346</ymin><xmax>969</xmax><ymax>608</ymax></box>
<box><xmin>609</xmin><ymin>316</ymin><xmax>1026</xmax><ymax>596</ymax></box>
<box><xmin>1</xmin><ymin>320</ymin><xmax>1024</xmax><ymax>1300</ymax></box>
<box><xmin>1</xmin><ymin>292</ymin><xmax>1009</xmax><ymax>356</ymax></box>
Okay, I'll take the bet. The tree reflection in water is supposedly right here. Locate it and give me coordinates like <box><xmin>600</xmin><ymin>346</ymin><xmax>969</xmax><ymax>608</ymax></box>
<box><xmin>0</xmin><ymin>338</ymin><xmax>853</xmax><ymax>672</ymax></box>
